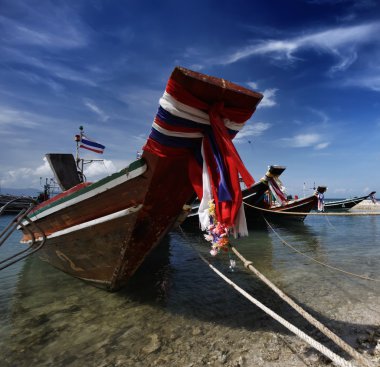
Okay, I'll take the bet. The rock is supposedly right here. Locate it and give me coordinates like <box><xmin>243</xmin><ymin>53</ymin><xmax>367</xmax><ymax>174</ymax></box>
<box><xmin>141</xmin><ymin>334</ymin><xmax>161</xmax><ymax>354</ymax></box>
<box><xmin>192</xmin><ymin>326</ymin><xmax>204</xmax><ymax>336</ymax></box>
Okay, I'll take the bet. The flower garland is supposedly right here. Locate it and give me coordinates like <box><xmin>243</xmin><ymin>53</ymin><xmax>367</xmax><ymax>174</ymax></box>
<box><xmin>203</xmin><ymin>200</ymin><xmax>231</xmax><ymax>256</ymax></box>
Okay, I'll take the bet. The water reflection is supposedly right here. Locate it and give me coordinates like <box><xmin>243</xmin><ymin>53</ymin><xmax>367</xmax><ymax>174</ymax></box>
<box><xmin>0</xmin><ymin>216</ymin><xmax>379</xmax><ymax>366</ymax></box>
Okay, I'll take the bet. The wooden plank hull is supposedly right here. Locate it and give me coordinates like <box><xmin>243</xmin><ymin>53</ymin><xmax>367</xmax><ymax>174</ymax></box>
<box><xmin>21</xmin><ymin>151</ymin><xmax>195</xmax><ymax>291</ymax></box>
<box><xmin>324</xmin><ymin>195</ymin><xmax>370</xmax><ymax>210</ymax></box>
<box><xmin>20</xmin><ymin>159</ymin><xmax>150</xmax><ymax>241</ymax></box>
<box><xmin>34</xmin><ymin>207</ymin><xmax>141</xmax><ymax>289</ymax></box>
<box><xmin>245</xmin><ymin>195</ymin><xmax>318</xmax><ymax>225</ymax></box>
<box><xmin>17</xmin><ymin>66</ymin><xmax>263</xmax><ymax>291</ymax></box>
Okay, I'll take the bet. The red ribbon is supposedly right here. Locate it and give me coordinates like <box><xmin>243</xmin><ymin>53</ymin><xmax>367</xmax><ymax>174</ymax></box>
<box><xmin>148</xmin><ymin>77</ymin><xmax>256</xmax><ymax>228</ymax></box>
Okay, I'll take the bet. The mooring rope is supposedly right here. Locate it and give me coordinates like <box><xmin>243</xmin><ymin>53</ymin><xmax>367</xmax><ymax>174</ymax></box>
<box><xmin>229</xmin><ymin>245</ymin><xmax>375</xmax><ymax>367</ymax></box>
<box><xmin>243</xmin><ymin>201</ymin><xmax>380</xmax><ymax>216</ymax></box>
<box><xmin>191</xmin><ymin>243</ymin><xmax>363</xmax><ymax>367</ymax></box>
<box><xmin>323</xmin><ymin>213</ymin><xmax>337</xmax><ymax>230</ymax></box>
<box><xmin>263</xmin><ymin>217</ymin><xmax>380</xmax><ymax>283</ymax></box>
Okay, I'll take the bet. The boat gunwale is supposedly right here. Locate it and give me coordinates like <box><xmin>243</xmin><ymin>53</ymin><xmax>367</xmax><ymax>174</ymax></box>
<box><xmin>22</xmin><ymin>159</ymin><xmax>147</xmax><ymax>223</ymax></box>
<box><xmin>324</xmin><ymin>194</ymin><xmax>370</xmax><ymax>207</ymax></box>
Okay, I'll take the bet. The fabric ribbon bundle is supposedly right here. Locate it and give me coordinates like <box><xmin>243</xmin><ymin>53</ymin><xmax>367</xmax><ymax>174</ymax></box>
<box><xmin>268</xmin><ymin>176</ymin><xmax>288</xmax><ymax>205</ymax></box>
<box><xmin>143</xmin><ymin>77</ymin><xmax>257</xmax><ymax>237</ymax></box>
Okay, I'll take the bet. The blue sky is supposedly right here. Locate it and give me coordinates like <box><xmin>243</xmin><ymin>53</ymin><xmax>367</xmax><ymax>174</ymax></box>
<box><xmin>1</xmin><ymin>0</ymin><xmax>380</xmax><ymax>197</ymax></box>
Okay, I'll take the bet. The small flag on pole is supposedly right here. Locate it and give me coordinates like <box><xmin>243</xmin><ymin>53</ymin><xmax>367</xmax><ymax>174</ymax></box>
<box><xmin>79</xmin><ymin>134</ymin><xmax>105</xmax><ymax>154</ymax></box>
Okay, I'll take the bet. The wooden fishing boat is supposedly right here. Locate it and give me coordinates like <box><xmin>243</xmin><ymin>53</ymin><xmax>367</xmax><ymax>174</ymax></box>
<box><xmin>323</xmin><ymin>191</ymin><xmax>376</xmax><ymax>210</ymax></box>
<box><xmin>245</xmin><ymin>181</ymin><xmax>327</xmax><ymax>223</ymax></box>
<box><xmin>18</xmin><ymin>66</ymin><xmax>263</xmax><ymax>291</ymax></box>
<box><xmin>250</xmin><ymin>193</ymin><xmax>320</xmax><ymax>223</ymax></box>
<box><xmin>182</xmin><ymin>165</ymin><xmax>286</xmax><ymax>227</ymax></box>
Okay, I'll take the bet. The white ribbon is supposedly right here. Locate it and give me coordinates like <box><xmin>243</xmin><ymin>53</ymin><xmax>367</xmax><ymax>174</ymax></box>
<box><xmin>159</xmin><ymin>92</ymin><xmax>245</xmax><ymax>132</ymax></box>
<box><xmin>198</xmin><ymin>142</ymin><xmax>213</xmax><ymax>230</ymax></box>
<box><xmin>197</xmin><ymin>141</ymin><xmax>248</xmax><ymax>237</ymax></box>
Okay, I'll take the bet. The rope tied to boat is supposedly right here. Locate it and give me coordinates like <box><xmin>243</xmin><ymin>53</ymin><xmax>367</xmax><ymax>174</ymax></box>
<box><xmin>0</xmin><ymin>198</ymin><xmax>47</xmax><ymax>271</ymax></box>
<box><xmin>262</xmin><ymin>216</ymin><xmax>380</xmax><ymax>282</ymax></box>
<box><xmin>243</xmin><ymin>260</ymin><xmax>253</xmax><ymax>269</ymax></box>
<box><xmin>180</xmin><ymin>235</ymin><xmax>368</xmax><ymax>367</ymax></box>
<box><xmin>179</xmin><ymin>226</ymin><xmax>375</xmax><ymax>367</ymax></box>
<box><xmin>243</xmin><ymin>201</ymin><xmax>380</xmax><ymax>216</ymax></box>
<box><xmin>229</xmin><ymin>244</ymin><xmax>375</xmax><ymax>367</ymax></box>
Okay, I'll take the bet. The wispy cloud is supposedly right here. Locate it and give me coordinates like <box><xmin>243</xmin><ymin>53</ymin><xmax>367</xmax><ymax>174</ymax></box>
<box><xmin>219</xmin><ymin>22</ymin><xmax>380</xmax><ymax>74</ymax></box>
<box><xmin>0</xmin><ymin>106</ymin><xmax>42</xmax><ymax>128</ymax></box>
<box><xmin>315</xmin><ymin>142</ymin><xmax>330</xmax><ymax>149</ymax></box>
<box><xmin>246</xmin><ymin>82</ymin><xmax>278</xmax><ymax>108</ymax></box>
<box><xmin>0</xmin><ymin>47</ymin><xmax>98</xmax><ymax>87</ymax></box>
<box><xmin>14</xmin><ymin>70</ymin><xmax>64</xmax><ymax>92</ymax></box>
<box><xmin>234</xmin><ymin>122</ymin><xmax>271</xmax><ymax>143</ymax></box>
<box><xmin>83</xmin><ymin>99</ymin><xmax>110</xmax><ymax>122</ymax></box>
<box><xmin>307</xmin><ymin>0</ymin><xmax>377</xmax><ymax>10</ymax></box>
<box><xmin>305</xmin><ymin>108</ymin><xmax>330</xmax><ymax>127</ymax></box>
<box><xmin>259</xmin><ymin>88</ymin><xmax>278</xmax><ymax>108</ymax></box>
<box><xmin>281</xmin><ymin>133</ymin><xmax>329</xmax><ymax>149</ymax></box>
<box><xmin>0</xmin><ymin>2</ymin><xmax>89</xmax><ymax>49</ymax></box>
<box><xmin>246</xmin><ymin>81</ymin><xmax>258</xmax><ymax>89</ymax></box>
<box><xmin>343</xmin><ymin>73</ymin><xmax>380</xmax><ymax>91</ymax></box>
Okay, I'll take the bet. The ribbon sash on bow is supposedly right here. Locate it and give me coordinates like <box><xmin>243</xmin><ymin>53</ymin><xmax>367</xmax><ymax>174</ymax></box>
<box><xmin>144</xmin><ymin>77</ymin><xmax>256</xmax><ymax>236</ymax></box>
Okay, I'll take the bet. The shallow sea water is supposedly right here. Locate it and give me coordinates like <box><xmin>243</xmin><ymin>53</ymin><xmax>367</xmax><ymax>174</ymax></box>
<box><xmin>0</xmin><ymin>211</ymin><xmax>379</xmax><ymax>367</ymax></box>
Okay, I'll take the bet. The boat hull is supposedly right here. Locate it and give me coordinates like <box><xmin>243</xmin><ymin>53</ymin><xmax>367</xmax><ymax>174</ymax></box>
<box><xmin>33</xmin><ymin>207</ymin><xmax>141</xmax><ymax>289</ymax></box>
<box><xmin>21</xmin><ymin>151</ymin><xmax>195</xmax><ymax>291</ymax></box>
<box><xmin>245</xmin><ymin>195</ymin><xmax>318</xmax><ymax>224</ymax></box>
<box><xmin>182</xmin><ymin>165</ymin><xmax>286</xmax><ymax>228</ymax></box>
<box><xmin>324</xmin><ymin>196</ymin><xmax>369</xmax><ymax>210</ymax></box>
<box><xmin>17</xmin><ymin>66</ymin><xmax>263</xmax><ymax>291</ymax></box>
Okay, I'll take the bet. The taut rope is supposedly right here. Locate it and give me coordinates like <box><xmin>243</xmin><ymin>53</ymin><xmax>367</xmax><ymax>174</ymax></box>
<box><xmin>230</xmin><ymin>245</ymin><xmax>375</xmax><ymax>367</ymax></box>
<box><xmin>243</xmin><ymin>201</ymin><xmax>380</xmax><ymax>216</ymax></box>
<box><xmin>190</xmin><ymin>242</ymin><xmax>364</xmax><ymax>367</ymax></box>
<box><xmin>263</xmin><ymin>216</ymin><xmax>380</xmax><ymax>282</ymax></box>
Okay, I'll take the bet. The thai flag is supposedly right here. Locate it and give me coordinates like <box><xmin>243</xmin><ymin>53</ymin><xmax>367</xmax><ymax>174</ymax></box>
<box><xmin>80</xmin><ymin>134</ymin><xmax>105</xmax><ymax>154</ymax></box>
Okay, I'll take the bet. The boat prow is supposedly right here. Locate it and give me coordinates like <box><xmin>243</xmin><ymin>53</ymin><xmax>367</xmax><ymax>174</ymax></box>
<box><xmin>16</xmin><ymin>66</ymin><xmax>263</xmax><ymax>291</ymax></box>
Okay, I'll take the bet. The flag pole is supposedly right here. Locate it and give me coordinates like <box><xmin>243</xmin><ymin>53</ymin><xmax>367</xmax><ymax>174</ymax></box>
<box><xmin>75</xmin><ymin>125</ymin><xmax>84</xmax><ymax>176</ymax></box>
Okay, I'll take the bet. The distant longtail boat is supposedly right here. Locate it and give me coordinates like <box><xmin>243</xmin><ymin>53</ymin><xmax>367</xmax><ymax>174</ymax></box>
<box><xmin>323</xmin><ymin>191</ymin><xmax>376</xmax><ymax>210</ymax></box>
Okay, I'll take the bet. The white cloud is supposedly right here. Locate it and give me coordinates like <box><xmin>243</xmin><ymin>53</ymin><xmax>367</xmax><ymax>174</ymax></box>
<box><xmin>282</xmin><ymin>133</ymin><xmax>329</xmax><ymax>149</ymax></box>
<box><xmin>0</xmin><ymin>158</ymin><xmax>53</xmax><ymax>189</ymax></box>
<box><xmin>0</xmin><ymin>3</ymin><xmax>89</xmax><ymax>50</ymax></box>
<box><xmin>234</xmin><ymin>122</ymin><xmax>271</xmax><ymax>143</ymax></box>
<box><xmin>83</xmin><ymin>99</ymin><xmax>110</xmax><ymax>122</ymax></box>
<box><xmin>343</xmin><ymin>74</ymin><xmax>380</xmax><ymax>92</ymax></box>
<box><xmin>83</xmin><ymin>159</ymin><xmax>116</xmax><ymax>181</ymax></box>
<box><xmin>219</xmin><ymin>22</ymin><xmax>380</xmax><ymax>74</ymax></box>
<box><xmin>259</xmin><ymin>88</ymin><xmax>278</xmax><ymax>108</ymax></box>
<box><xmin>0</xmin><ymin>157</ymin><xmax>118</xmax><ymax>189</ymax></box>
<box><xmin>308</xmin><ymin>108</ymin><xmax>330</xmax><ymax>124</ymax></box>
<box><xmin>0</xmin><ymin>106</ymin><xmax>41</xmax><ymax>128</ymax></box>
<box><xmin>284</xmin><ymin>133</ymin><xmax>320</xmax><ymax>147</ymax></box>
<box><xmin>246</xmin><ymin>81</ymin><xmax>258</xmax><ymax>89</ymax></box>
<box><xmin>0</xmin><ymin>47</ymin><xmax>98</xmax><ymax>87</ymax></box>
<box><xmin>315</xmin><ymin>142</ymin><xmax>330</xmax><ymax>149</ymax></box>
<box><xmin>245</xmin><ymin>82</ymin><xmax>278</xmax><ymax>108</ymax></box>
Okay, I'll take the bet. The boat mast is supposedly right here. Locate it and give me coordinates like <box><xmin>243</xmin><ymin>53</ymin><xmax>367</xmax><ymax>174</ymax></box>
<box><xmin>74</xmin><ymin>125</ymin><xmax>104</xmax><ymax>182</ymax></box>
<box><xmin>75</xmin><ymin>125</ymin><xmax>84</xmax><ymax>176</ymax></box>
